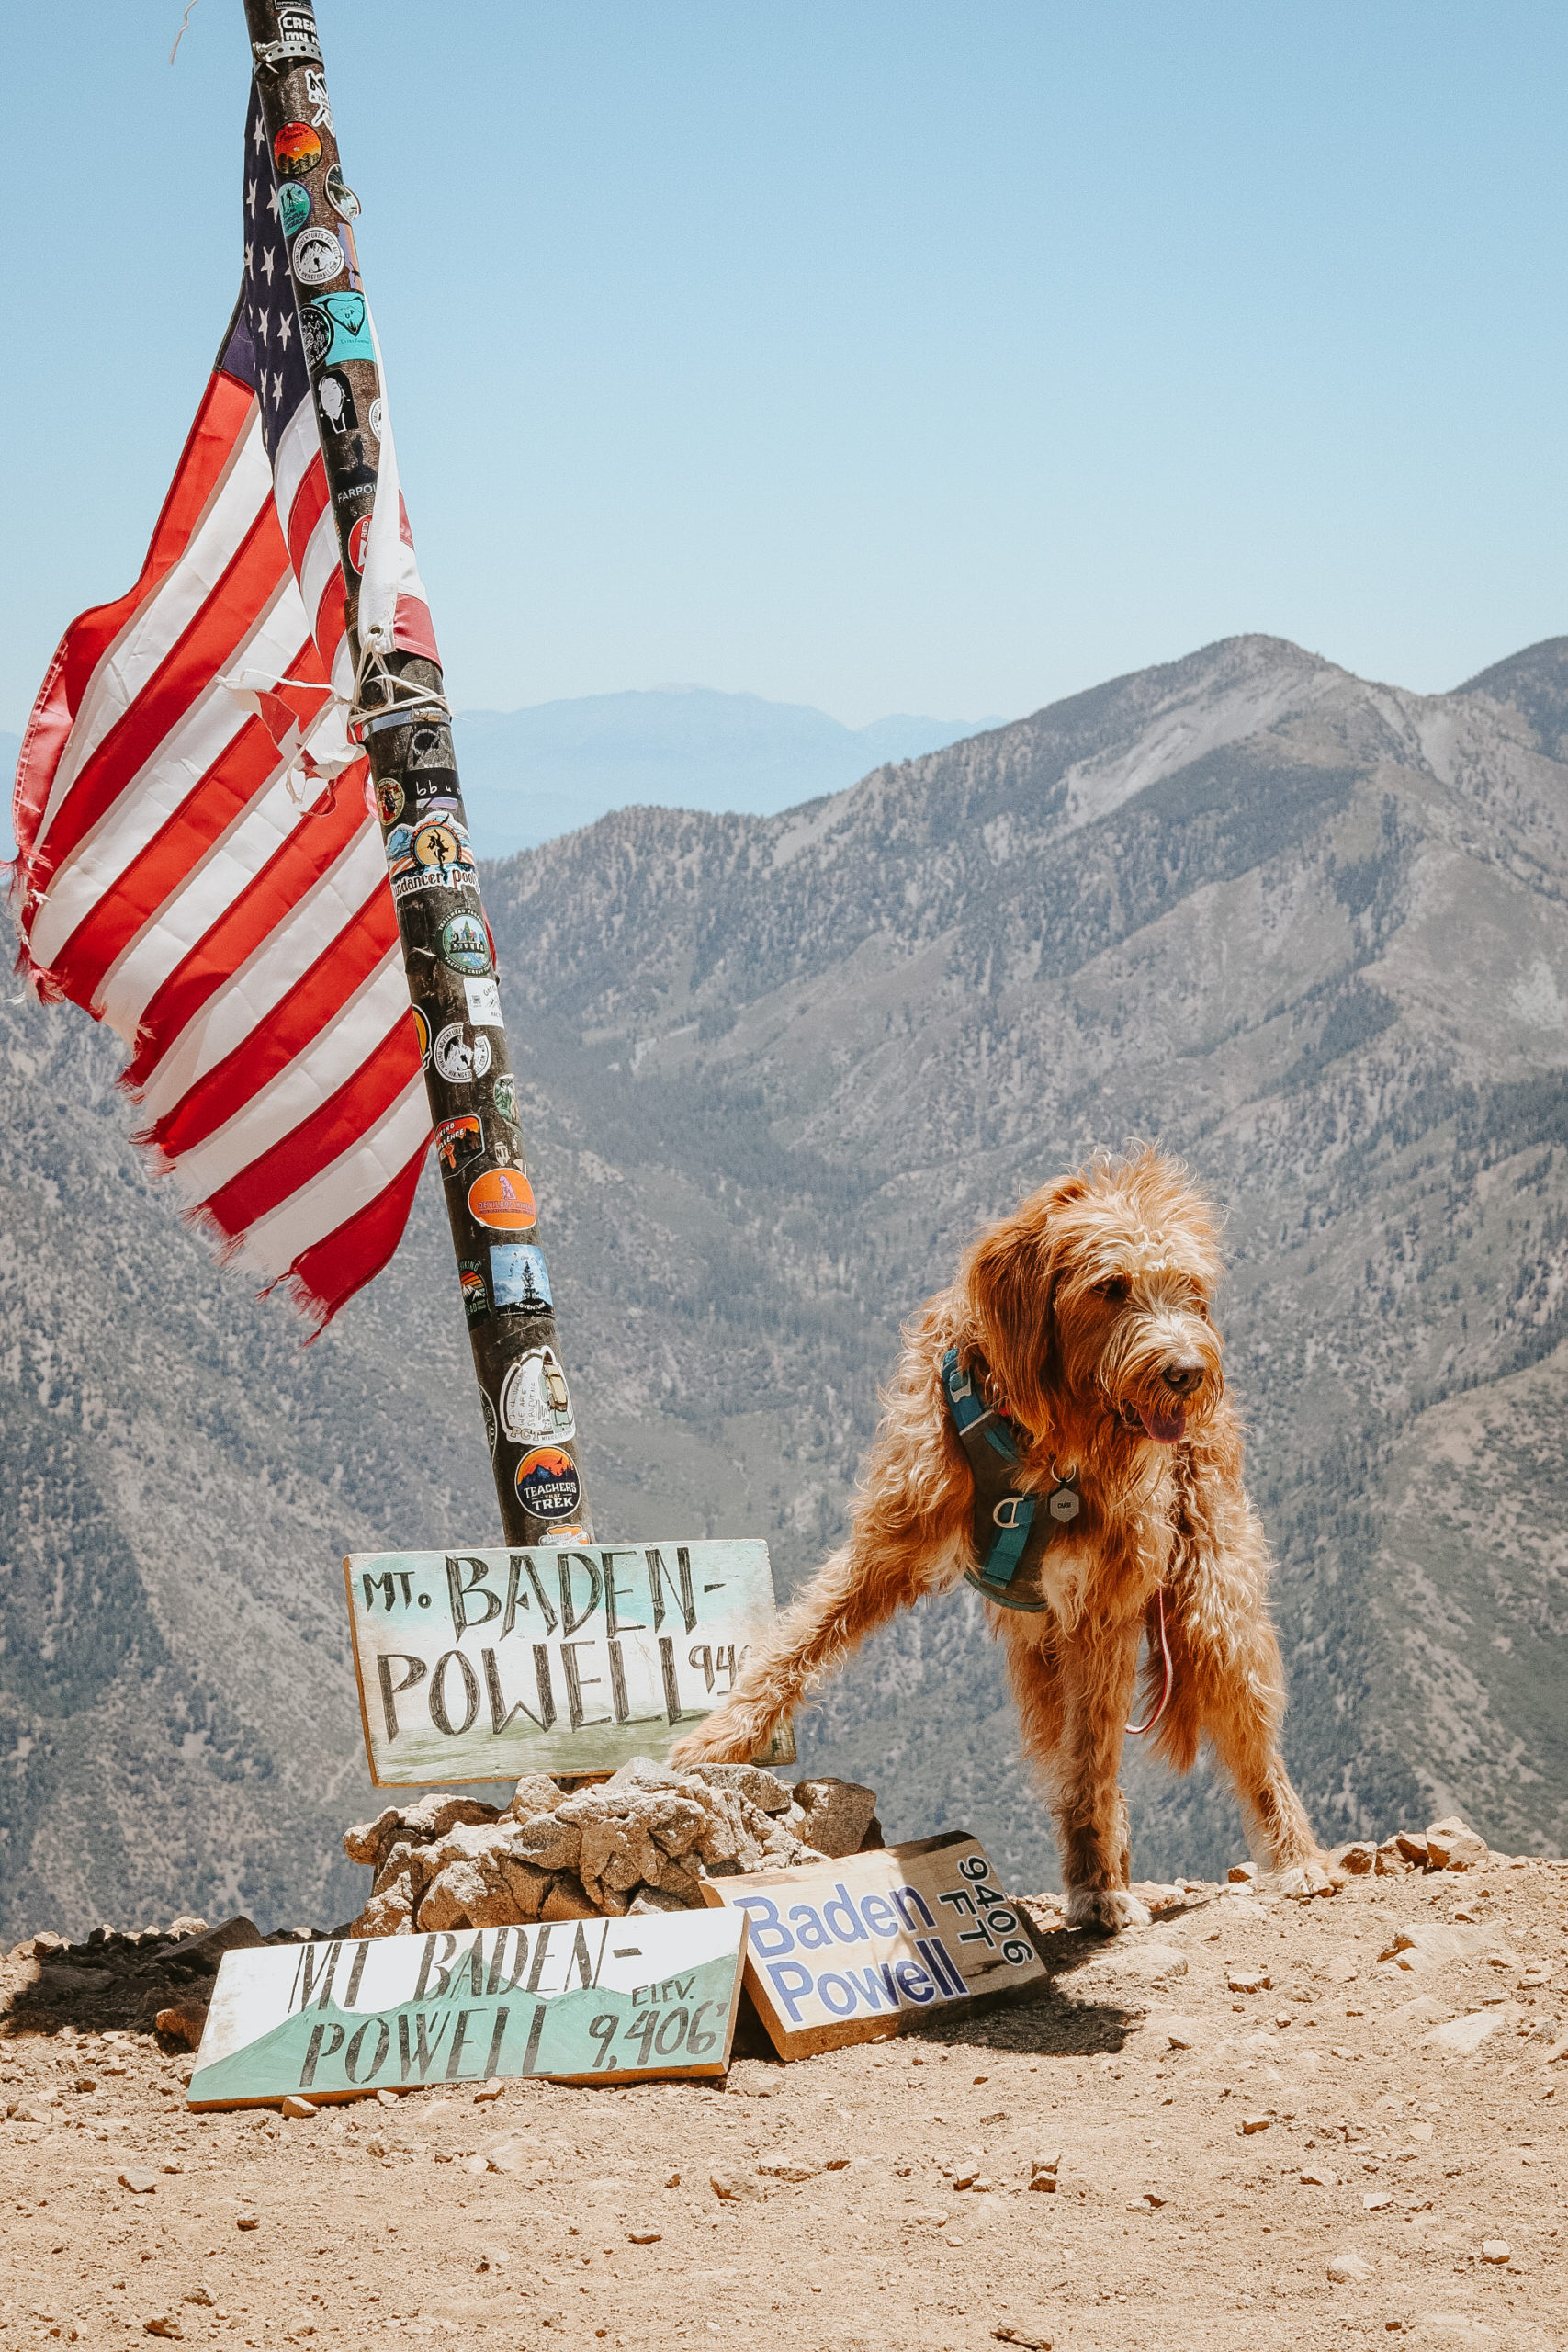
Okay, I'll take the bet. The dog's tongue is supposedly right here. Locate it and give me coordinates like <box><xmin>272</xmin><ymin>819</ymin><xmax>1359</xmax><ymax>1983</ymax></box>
<box><xmin>1136</xmin><ymin>1403</ymin><xmax>1187</xmax><ymax>1444</ymax></box>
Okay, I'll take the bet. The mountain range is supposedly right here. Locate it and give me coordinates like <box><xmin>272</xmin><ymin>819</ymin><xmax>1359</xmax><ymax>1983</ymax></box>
<box><xmin>4</xmin><ymin>631</ymin><xmax>1568</xmax><ymax>1940</ymax></box>
<box><xmin>4</xmin><ymin>692</ymin><xmax>990</xmax><ymax>870</ymax></box>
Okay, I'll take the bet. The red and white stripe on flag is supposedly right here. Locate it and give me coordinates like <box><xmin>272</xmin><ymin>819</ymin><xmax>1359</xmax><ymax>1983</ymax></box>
<box><xmin>7</xmin><ymin>89</ymin><xmax>437</xmax><ymax>1333</ymax></box>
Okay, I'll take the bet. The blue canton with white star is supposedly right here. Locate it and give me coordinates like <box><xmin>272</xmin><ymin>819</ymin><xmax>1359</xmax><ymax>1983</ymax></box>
<box><xmin>217</xmin><ymin>85</ymin><xmax>310</xmax><ymax>467</ymax></box>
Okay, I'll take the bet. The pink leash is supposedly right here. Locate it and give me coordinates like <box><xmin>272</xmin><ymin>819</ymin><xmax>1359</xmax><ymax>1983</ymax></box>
<box><xmin>1126</xmin><ymin>1588</ymin><xmax>1174</xmax><ymax>1736</ymax></box>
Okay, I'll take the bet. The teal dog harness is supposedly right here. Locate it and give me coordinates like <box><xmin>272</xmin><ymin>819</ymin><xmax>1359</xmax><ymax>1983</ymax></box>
<box><xmin>940</xmin><ymin>1346</ymin><xmax>1080</xmax><ymax>1611</ymax></box>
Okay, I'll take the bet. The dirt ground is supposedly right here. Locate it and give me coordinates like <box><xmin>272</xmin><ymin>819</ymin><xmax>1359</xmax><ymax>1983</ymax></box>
<box><xmin>1</xmin><ymin>1857</ymin><xmax>1563</xmax><ymax>2352</ymax></box>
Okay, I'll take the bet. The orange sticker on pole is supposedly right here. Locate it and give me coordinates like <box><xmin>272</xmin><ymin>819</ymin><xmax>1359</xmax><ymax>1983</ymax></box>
<box><xmin>467</xmin><ymin>1167</ymin><xmax>537</xmax><ymax>1231</ymax></box>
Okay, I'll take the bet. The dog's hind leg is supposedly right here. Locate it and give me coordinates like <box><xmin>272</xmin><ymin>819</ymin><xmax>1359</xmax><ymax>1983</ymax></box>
<box><xmin>1008</xmin><ymin>1622</ymin><xmax>1150</xmax><ymax>1934</ymax></box>
<box><xmin>669</xmin><ymin>1529</ymin><xmax>931</xmax><ymax>1768</ymax></box>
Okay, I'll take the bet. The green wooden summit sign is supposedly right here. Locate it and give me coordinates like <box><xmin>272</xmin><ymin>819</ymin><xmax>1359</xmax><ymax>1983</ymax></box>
<box><xmin>187</xmin><ymin>1911</ymin><xmax>748</xmax><ymax>2109</ymax></box>
<box><xmin>344</xmin><ymin>1538</ymin><xmax>794</xmax><ymax>1784</ymax></box>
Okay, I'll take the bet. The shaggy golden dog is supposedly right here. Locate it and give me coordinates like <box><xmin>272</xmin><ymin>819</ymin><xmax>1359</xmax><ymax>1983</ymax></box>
<box><xmin>672</xmin><ymin>1148</ymin><xmax>1326</xmax><ymax>1929</ymax></box>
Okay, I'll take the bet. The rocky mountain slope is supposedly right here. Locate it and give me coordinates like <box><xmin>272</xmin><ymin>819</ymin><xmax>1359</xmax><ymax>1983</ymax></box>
<box><xmin>5</xmin><ymin>632</ymin><xmax>1568</xmax><ymax>1937</ymax></box>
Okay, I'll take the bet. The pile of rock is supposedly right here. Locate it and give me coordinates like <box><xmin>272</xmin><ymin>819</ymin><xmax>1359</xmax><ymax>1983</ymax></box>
<box><xmin>1331</xmin><ymin>1814</ymin><xmax>1493</xmax><ymax>1878</ymax></box>
<box><xmin>344</xmin><ymin>1761</ymin><xmax>881</xmax><ymax>1939</ymax></box>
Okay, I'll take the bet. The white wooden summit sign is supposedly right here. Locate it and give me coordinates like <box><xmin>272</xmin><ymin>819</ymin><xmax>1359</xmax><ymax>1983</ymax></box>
<box><xmin>344</xmin><ymin>1539</ymin><xmax>794</xmax><ymax>1785</ymax></box>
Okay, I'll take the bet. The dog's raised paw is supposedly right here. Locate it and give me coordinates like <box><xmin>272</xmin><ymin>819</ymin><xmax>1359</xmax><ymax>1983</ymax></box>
<box><xmin>1065</xmin><ymin>1887</ymin><xmax>1152</xmax><ymax>1935</ymax></box>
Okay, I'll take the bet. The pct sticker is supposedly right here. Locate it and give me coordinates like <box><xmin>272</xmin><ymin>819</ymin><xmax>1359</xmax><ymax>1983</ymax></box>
<box><xmin>291</xmin><ymin>225</ymin><xmax>344</xmax><ymax>287</ymax></box>
<box><xmin>433</xmin><ymin>1023</ymin><xmax>492</xmax><ymax>1085</ymax></box>
<box><xmin>491</xmin><ymin>1072</ymin><xmax>518</xmax><ymax>1127</ymax></box>
<box><xmin>435</xmin><ymin>1114</ymin><xmax>483</xmax><ymax>1173</ymax></box>
<box><xmin>277</xmin><ymin>182</ymin><xmax>311</xmax><ymax>236</ymax></box>
<box><xmin>468</xmin><ymin>1167</ymin><xmax>536</xmax><ymax>1231</ymax></box>
<box><xmin>465</xmin><ymin>976</ymin><xmax>503</xmax><ymax>1028</ymax></box>
<box><xmin>410</xmin><ymin>1004</ymin><xmax>432</xmax><ymax>1069</ymax></box>
<box><xmin>457</xmin><ymin>1259</ymin><xmax>489</xmax><ymax>1321</ymax></box>
<box><xmin>347</xmin><ymin>514</ymin><xmax>372</xmax><ymax>573</ymax></box>
<box><xmin>439</xmin><ymin>912</ymin><xmax>491</xmax><ymax>976</ymax></box>
<box><xmin>375</xmin><ymin>775</ymin><xmax>403</xmax><ymax>824</ymax></box>
<box><xmin>514</xmin><ymin>1447</ymin><xmax>582</xmax><ymax>1523</ymax></box>
<box><xmin>272</xmin><ymin>121</ymin><xmax>321</xmax><ymax>180</ymax></box>
<box><xmin>490</xmin><ymin>1244</ymin><xmax>551</xmax><ymax>1314</ymax></box>
<box><xmin>498</xmin><ymin>1346</ymin><xmax>575</xmax><ymax>1445</ymax></box>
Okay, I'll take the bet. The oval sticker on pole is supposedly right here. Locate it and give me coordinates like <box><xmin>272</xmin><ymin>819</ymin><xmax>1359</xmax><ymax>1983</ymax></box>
<box><xmin>514</xmin><ymin>1447</ymin><xmax>581</xmax><ymax>1521</ymax></box>
<box><xmin>468</xmin><ymin>1167</ymin><xmax>536</xmax><ymax>1230</ymax></box>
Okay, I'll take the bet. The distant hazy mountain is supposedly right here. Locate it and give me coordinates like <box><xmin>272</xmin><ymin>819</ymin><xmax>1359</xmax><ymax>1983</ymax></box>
<box><xmin>450</xmin><ymin>687</ymin><xmax>1000</xmax><ymax>854</ymax></box>
<box><xmin>6</xmin><ymin>636</ymin><xmax>1568</xmax><ymax>1939</ymax></box>
<box><xmin>2</xmin><ymin>697</ymin><xmax>994</xmax><ymax>865</ymax></box>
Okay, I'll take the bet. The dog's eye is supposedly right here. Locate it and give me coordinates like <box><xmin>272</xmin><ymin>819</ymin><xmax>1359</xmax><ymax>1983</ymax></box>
<box><xmin>1094</xmin><ymin>1276</ymin><xmax>1130</xmax><ymax>1303</ymax></box>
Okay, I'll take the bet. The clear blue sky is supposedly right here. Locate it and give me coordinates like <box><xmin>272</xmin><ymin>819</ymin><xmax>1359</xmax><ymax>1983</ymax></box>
<box><xmin>4</xmin><ymin>2</ymin><xmax>1564</xmax><ymax>734</ymax></box>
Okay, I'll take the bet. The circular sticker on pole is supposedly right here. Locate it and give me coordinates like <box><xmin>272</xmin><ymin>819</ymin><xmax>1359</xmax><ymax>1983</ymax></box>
<box><xmin>273</xmin><ymin>121</ymin><xmax>322</xmax><ymax>180</ymax></box>
<box><xmin>412</xmin><ymin>820</ymin><xmax>461</xmax><ymax>870</ymax></box>
<box><xmin>468</xmin><ymin>1166</ymin><xmax>536</xmax><ymax>1230</ymax></box>
<box><xmin>291</xmin><ymin>226</ymin><xmax>344</xmax><ymax>287</ymax></box>
<box><xmin>514</xmin><ymin>1447</ymin><xmax>581</xmax><ymax>1523</ymax></box>
<box><xmin>410</xmin><ymin>1004</ymin><xmax>432</xmax><ymax>1069</ymax></box>
<box><xmin>324</xmin><ymin>161</ymin><xmax>361</xmax><ymax>220</ymax></box>
<box><xmin>277</xmin><ymin>183</ymin><xmax>312</xmax><ymax>236</ymax></box>
<box><xmin>439</xmin><ymin>912</ymin><xmax>492</xmax><ymax>976</ymax></box>
<box><xmin>347</xmin><ymin>514</ymin><xmax>372</xmax><ymax>573</ymax></box>
<box><xmin>433</xmin><ymin>1023</ymin><xmax>491</xmax><ymax>1084</ymax></box>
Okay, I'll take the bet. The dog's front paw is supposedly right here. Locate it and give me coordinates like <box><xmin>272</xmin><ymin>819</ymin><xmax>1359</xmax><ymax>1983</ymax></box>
<box><xmin>669</xmin><ymin>1713</ymin><xmax>762</xmax><ymax>1769</ymax></box>
<box><xmin>1064</xmin><ymin>1886</ymin><xmax>1152</xmax><ymax>1935</ymax></box>
<box><xmin>1268</xmin><ymin>1860</ymin><xmax>1337</xmax><ymax>1901</ymax></box>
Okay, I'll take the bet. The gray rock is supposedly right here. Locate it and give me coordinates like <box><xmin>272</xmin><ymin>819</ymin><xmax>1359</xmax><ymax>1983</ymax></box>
<box><xmin>505</xmin><ymin>1773</ymin><xmax>569</xmax><ymax>1819</ymax></box>
<box><xmin>398</xmin><ymin>1795</ymin><xmax>499</xmax><ymax>1843</ymax></box>
<box><xmin>790</xmin><ymin>1778</ymin><xmax>879</xmax><ymax>1860</ymax></box>
<box><xmin>691</xmin><ymin>1763</ymin><xmax>793</xmax><ymax>1815</ymax></box>
<box><xmin>503</xmin><ymin>1812</ymin><xmax>582</xmax><ymax>1875</ymax></box>
<box><xmin>606</xmin><ymin>1757</ymin><xmax>687</xmax><ymax>1795</ymax></box>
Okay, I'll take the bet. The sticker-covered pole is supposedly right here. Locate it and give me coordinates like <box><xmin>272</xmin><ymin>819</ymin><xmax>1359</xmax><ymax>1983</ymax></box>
<box><xmin>241</xmin><ymin>0</ymin><xmax>592</xmax><ymax>1546</ymax></box>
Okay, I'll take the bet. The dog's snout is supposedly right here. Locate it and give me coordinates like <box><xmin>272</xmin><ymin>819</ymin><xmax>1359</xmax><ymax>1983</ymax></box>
<box><xmin>1161</xmin><ymin>1358</ymin><xmax>1204</xmax><ymax>1396</ymax></box>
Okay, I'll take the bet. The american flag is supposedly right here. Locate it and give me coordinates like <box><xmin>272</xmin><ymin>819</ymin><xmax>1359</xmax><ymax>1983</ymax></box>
<box><xmin>9</xmin><ymin>86</ymin><xmax>438</xmax><ymax>1331</ymax></box>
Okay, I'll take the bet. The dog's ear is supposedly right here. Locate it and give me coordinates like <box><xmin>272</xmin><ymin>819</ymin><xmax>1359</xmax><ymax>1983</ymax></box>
<box><xmin>963</xmin><ymin>1181</ymin><xmax>1082</xmax><ymax>1440</ymax></box>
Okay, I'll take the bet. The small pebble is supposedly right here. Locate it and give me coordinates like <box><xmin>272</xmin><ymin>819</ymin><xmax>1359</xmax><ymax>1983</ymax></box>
<box><xmin>1481</xmin><ymin>2241</ymin><xmax>1511</xmax><ymax>2264</ymax></box>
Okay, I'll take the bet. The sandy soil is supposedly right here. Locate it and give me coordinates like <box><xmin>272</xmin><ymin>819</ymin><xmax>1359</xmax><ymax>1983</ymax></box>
<box><xmin>2</xmin><ymin>1859</ymin><xmax>1563</xmax><ymax>2351</ymax></box>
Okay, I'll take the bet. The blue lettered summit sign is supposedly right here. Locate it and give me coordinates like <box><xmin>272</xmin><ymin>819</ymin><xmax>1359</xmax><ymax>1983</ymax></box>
<box><xmin>187</xmin><ymin>1911</ymin><xmax>748</xmax><ymax>2108</ymax></box>
<box><xmin>344</xmin><ymin>1539</ymin><xmax>795</xmax><ymax>1784</ymax></box>
<box><xmin>699</xmin><ymin>1831</ymin><xmax>1046</xmax><ymax>2057</ymax></box>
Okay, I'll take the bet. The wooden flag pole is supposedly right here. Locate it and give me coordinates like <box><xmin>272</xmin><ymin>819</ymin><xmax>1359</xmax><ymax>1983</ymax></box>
<box><xmin>241</xmin><ymin>0</ymin><xmax>592</xmax><ymax>1548</ymax></box>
